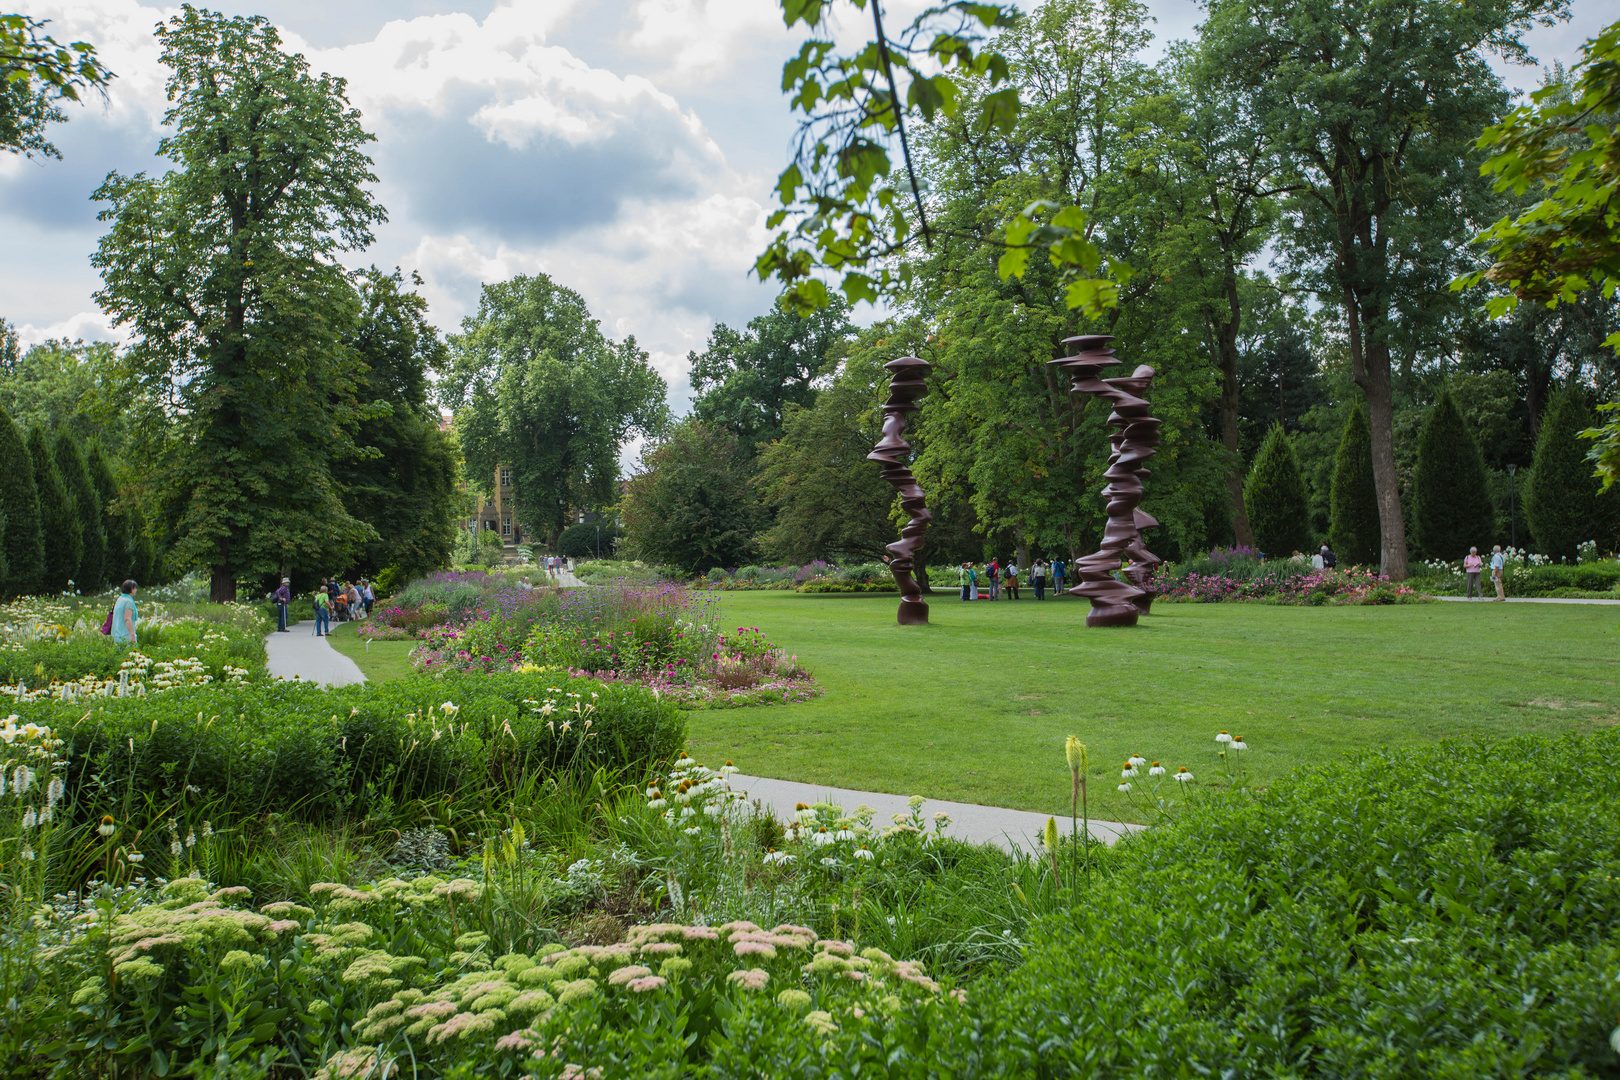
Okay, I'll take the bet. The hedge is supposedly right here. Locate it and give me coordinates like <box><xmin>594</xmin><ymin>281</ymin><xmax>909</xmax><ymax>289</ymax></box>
<box><xmin>19</xmin><ymin>671</ymin><xmax>686</xmax><ymax>825</ymax></box>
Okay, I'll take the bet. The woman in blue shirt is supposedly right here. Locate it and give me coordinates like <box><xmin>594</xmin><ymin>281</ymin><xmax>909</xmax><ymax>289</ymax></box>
<box><xmin>111</xmin><ymin>579</ymin><xmax>139</xmax><ymax>646</ymax></box>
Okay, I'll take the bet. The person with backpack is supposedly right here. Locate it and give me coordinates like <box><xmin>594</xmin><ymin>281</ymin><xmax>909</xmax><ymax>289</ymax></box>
<box><xmin>1319</xmin><ymin>545</ymin><xmax>1337</xmax><ymax>570</ymax></box>
<box><xmin>314</xmin><ymin>586</ymin><xmax>332</xmax><ymax>636</ymax></box>
<box><xmin>1004</xmin><ymin>559</ymin><xmax>1020</xmax><ymax>599</ymax></box>
<box><xmin>987</xmin><ymin>558</ymin><xmax>1001</xmax><ymax>600</ymax></box>
<box><xmin>1051</xmin><ymin>556</ymin><xmax>1066</xmax><ymax>598</ymax></box>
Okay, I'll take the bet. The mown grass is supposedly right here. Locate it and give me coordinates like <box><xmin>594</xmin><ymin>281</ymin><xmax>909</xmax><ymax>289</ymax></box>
<box><xmin>325</xmin><ymin>621</ymin><xmax>417</xmax><ymax>682</ymax></box>
<box><xmin>685</xmin><ymin>591</ymin><xmax>1620</xmax><ymax>822</ymax></box>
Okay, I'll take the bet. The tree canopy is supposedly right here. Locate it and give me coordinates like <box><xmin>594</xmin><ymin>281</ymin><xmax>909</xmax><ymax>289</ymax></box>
<box><xmin>444</xmin><ymin>273</ymin><xmax>667</xmax><ymax>545</ymax></box>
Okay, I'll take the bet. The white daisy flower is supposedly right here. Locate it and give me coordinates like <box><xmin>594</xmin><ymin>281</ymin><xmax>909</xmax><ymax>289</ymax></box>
<box><xmin>1174</xmin><ymin>767</ymin><xmax>1193</xmax><ymax>783</ymax></box>
<box><xmin>1148</xmin><ymin>763</ymin><xmax>1166</xmax><ymax>776</ymax></box>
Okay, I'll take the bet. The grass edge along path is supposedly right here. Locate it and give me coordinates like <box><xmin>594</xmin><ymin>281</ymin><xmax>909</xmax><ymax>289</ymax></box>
<box><xmin>324</xmin><ymin>621</ymin><xmax>415</xmax><ymax>682</ymax></box>
<box><xmin>685</xmin><ymin>591</ymin><xmax>1620</xmax><ymax>824</ymax></box>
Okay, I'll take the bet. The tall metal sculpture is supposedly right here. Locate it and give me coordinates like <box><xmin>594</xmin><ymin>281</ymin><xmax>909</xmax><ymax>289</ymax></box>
<box><xmin>868</xmin><ymin>356</ymin><xmax>934</xmax><ymax>625</ymax></box>
<box><xmin>1048</xmin><ymin>335</ymin><xmax>1164</xmax><ymax>627</ymax></box>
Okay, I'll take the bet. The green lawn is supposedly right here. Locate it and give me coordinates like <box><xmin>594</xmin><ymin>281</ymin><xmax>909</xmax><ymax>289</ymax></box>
<box><xmin>325</xmin><ymin>621</ymin><xmax>417</xmax><ymax>682</ymax></box>
<box><xmin>687</xmin><ymin>592</ymin><xmax>1620</xmax><ymax>822</ymax></box>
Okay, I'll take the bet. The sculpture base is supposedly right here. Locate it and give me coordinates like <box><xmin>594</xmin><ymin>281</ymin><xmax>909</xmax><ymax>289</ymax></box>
<box><xmin>897</xmin><ymin>598</ymin><xmax>929</xmax><ymax>625</ymax></box>
<box><xmin>1086</xmin><ymin>603</ymin><xmax>1140</xmax><ymax>628</ymax></box>
<box><xmin>1131</xmin><ymin>593</ymin><xmax>1155</xmax><ymax>616</ymax></box>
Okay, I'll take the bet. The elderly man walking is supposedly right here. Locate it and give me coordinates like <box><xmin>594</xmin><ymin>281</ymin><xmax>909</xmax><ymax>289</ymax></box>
<box><xmin>274</xmin><ymin>577</ymin><xmax>291</xmax><ymax>631</ymax></box>
<box><xmin>1490</xmin><ymin>545</ymin><xmax>1507</xmax><ymax>601</ymax></box>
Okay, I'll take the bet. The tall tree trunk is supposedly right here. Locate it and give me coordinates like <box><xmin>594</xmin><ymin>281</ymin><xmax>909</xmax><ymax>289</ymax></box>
<box><xmin>210</xmin><ymin>558</ymin><xmax>237</xmax><ymax>603</ymax></box>
<box><xmin>1213</xmin><ymin>270</ymin><xmax>1254</xmax><ymax>547</ymax></box>
<box><xmin>1345</xmin><ymin>287</ymin><xmax>1409</xmax><ymax>579</ymax></box>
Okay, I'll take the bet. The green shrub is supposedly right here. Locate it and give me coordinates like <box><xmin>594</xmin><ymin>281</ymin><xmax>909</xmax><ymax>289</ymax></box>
<box><xmin>1527</xmin><ymin>388</ymin><xmax>1619</xmax><ymax>562</ymax></box>
<box><xmin>1329</xmin><ymin>403</ymin><xmax>1380</xmax><ymax>565</ymax></box>
<box><xmin>1520</xmin><ymin>561</ymin><xmax>1620</xmax><ymax>594</ymax></box>
<box><xmin>18</xmin><ymin>671</ymin><xmax>686</xmax><ymax>830</ymax></box>
<box><xmin>1412</xmin><ymin>388</ymin><xmax>1495</xmax><ymax>560</ymax></box>
<box><xmin>1243</xmin><ymin>423</ymin><xmax>1312</xmax><ymax>557</ymax></box>
<box><xmin>559</xmin><ymin>521</ymin><xmax>619</xmax><ymax>559</ymax></box>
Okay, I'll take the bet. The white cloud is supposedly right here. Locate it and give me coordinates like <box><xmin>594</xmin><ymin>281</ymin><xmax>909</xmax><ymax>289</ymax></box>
<box><xmin>625</xmin><ymin>0</ymin><xmax>785</xmax><ymax>87</ymax></box>
<box><xmin>12</xmin><ymin>309</ymin><xmax>125</xmax><ymax>347</ymax></box>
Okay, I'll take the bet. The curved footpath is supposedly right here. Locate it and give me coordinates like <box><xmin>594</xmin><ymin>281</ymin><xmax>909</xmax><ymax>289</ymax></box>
<box><xmin>264</xmin><ymin>620</ymin><xmax>367</xmax><ymax>687</ymax></box>
<box><xmin>262</xmin><ymin>619</ymin><xmax>1138</xmax><ymax>852</ymax></box>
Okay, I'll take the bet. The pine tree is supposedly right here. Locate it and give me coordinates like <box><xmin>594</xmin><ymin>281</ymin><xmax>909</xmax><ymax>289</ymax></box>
<box><xmin>27</xmin><ymin>426</ymin><xmax>82</xmax><ymax>592</ymax></box>
<box><xmin>54</xmin><ymin>431</ymin><xmax>106</xmax><ymax>592</ymax></box>
<box><xmin>1243</xmin><ymin>423</ymin><xmax>1313</xmax><ymax>557</ymax></box>
<box><xmin>1526</xmin><ymin>389</ymin><xmax>1618</xmax><ymax>562</ymax></box>
<box><xmin>86</xmin><ymin>440</ymin><xmax>130</xmax><ymax>587</ymax></box>
<box><xmin>0</xmin><ymin>409</ymin><xmax>44</xmax><ymax>597</ymax></box>
<box><xmin>1329</xmin><ymin>404</ymin><xmax>1381</xmax><ymax>566</ymax></box>
<box><xmin>1412</xmin><ymin>389</ymin><xmax>1496</xmax><ymax>560</ymax></box>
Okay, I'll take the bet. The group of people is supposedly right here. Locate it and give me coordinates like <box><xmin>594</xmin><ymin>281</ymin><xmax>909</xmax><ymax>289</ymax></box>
<box><xmin>271</xmin><ymin>576</ymin><xmax>375</xmax><ymax>635</ymax></box>
<box><xmin>1463</xmin><ymin>545</ymin><xmax>1511</xmax><ymax>601</ymax></box>
<box><xmin>957</xmin><ymin>558</ymin><xmax>1068</xmax><ymax>601</ymax></box>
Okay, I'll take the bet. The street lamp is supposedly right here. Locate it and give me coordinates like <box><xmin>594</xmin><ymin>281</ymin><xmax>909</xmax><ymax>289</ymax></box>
<box><xmin>595</xmin><ymin>523</ymin><xmax>600</xmax><ymax>559</ymax></box>
<box><xmin>1507</xmin><ymin>463</ymin><xmax>1517</xmax><ymax>549</ymax></box>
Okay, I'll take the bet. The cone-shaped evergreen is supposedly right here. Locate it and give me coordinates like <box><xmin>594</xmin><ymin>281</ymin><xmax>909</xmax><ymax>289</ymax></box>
<box><xmin>1527</xmin><ymin>388</ymin><xmax>1618</xmax><ymax>562</ymax></box>
<box><xmin>86</xmin><ymin>440</ymin><xmax>131</xmax><ymax>587</ymax></box>
<box><xmin>0</xmin><ymin>410</ymin><xmax>44</xmax><ymax>597</ymax></box>
<box><xmin>1244</xmin><ymin>422</ymin><xmax>1313</xmax><ymax>557</ymax></box>
<box><xmin>1329</xmin><ymin>404</ymin><xmax>1380</xmax><ymax>566</ymax></box>
<box><xmin>1412</xmin><ymin>388</ymin><xmax>1495</xmax><ymax>560</ymax></box>
<box><xmin>129</xmin><ymin>506</ymin><xmax>157</xmax><ymax>585</ymax></box>
<box><xmin>28</xmin><ymin>427</ymin><xmax>82</xmax><ymax>592</ymax></box>
<box><xmin>54</xmin><ymin>431</ymin><xmax>106</xmax><ymax>593</ymax></box>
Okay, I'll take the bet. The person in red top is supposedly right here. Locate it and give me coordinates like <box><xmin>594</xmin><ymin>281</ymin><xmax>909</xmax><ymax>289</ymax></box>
<box><xmin>987</xmin><ymin>558</ymin><xmax>1001</xmax><ymax>600</ymax></box>
<box><xmin>1463</xmin><ymin>547</ymin><xmax>1484</xmax><ymax>599</ymax></box>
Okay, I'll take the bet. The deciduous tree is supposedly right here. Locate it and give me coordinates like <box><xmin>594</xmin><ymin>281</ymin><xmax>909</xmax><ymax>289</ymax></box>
<box><xmin>92</xmin><ymin>8</ymin><xmax>384</xmax><ymax>601</ymax></box>
<box><xmin>621</xmin><ymin>420</ymin><xmax>762</xmax><ymax>573</ymax></box>
<box><xmin>444</xmin><ymin>273</ymin><xmax>666</xmax><ymax>546</ymax></box>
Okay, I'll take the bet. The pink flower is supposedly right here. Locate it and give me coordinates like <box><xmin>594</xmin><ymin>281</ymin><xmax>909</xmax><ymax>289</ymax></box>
<box><xmin>627</xmin><ymin>976</ymin><xmax>667</xmax><ymax>992</ymax></box>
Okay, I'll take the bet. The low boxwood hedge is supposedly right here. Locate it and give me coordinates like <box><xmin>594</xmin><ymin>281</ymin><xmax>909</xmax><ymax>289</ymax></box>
<box><xmin>18</xmin><ymin>671</ymin><xmax>686</xmax><ymax>825</ymax></box>
<box><xmin>1522</xmin><ymin>562</ymin><xmax>1620</xmax><ymax>594</ymax></box>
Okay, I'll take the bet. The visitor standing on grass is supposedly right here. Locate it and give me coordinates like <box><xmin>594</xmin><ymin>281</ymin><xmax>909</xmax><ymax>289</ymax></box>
<box><xmin>959</xmin><ymin>562</ymin><xmax>970</xmax><ymax>601</ymax></box>
<box><xmin>1490</xmin><ymin>545</ymin><xmax>1506</xmax><ymax>601</ymax></box>
<box><xmin>1032</xmin><ymin>559</ymin><xmax>1047</xmax><ymax>600</ymax></box>
<box><xmin>1464</xmin><ymin>547</ymin><xmax>1484</xmax><ymax>599</ymax></box>
<box><xmin>111</xmin><ymin>579</ymin><xmax>139</xmax><ymax>647</ymax></box>
<box><xmin>314</xmin><ymin>586</ymin><xmax>332</xmax><ymax>635</ymax></box>
<box><xmin>1052</xmin><ymin>556</ymin><xmax>1066</xmax><ymax>597</ymax></box>
<box><xmin>1004</xmin><ymin>559</ymin><xmax>1020</xmax><ymax>599</ymax></box>
<box><xmin>987</xmin><ymin>558</ymin><xmax>1000</xmax><ymax>600</ymax></box>
<box><xmin>274</xmin><ymin>577</ymin><xmax>291</xmax><ymax>632</ymax></box>
<box><xmin>968</xmin><ymin>562</ymin><xmax>979</xmax><ymax>601</ymax></box>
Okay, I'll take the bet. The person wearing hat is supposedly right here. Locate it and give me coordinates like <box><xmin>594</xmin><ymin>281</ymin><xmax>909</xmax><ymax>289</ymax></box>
<box><xmin>273</xmin><ymin>577</ymin><xmax>291</xmax><ymax>632</ymax></box>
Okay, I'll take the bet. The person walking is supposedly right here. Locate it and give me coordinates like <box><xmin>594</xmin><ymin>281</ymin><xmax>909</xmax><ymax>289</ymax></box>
<box><xmin>346</xmin><ymin>581</ymin><xmax>363</xmax><ymax>620</ymax></box>
<box><xmin>1051</xmin><ymin>556</ymin><xmax>1066</xmax><ymax>598</ymax></box>
<box><xmin>1463</xmin><ymin>547</ymin><xmax>1484</xmax><ymax>599</ymax></box>
<box><xmin>1032</xmin><ymin>559</ymin><xmax>1047</xmax><ymax>600</ymax></box>
<box><xmin>274</xmin><ymin>577</ymin><xmax>291</xmax><ymax>632</ymax></box>
<box><xmin>1004</xmin><ymin>559</ymin><xmax>1020</xmax><ymax>600</ymax></box>
<box><xmin>361</xmin><ymin>579</ymin><xmax>375</xmax><ymax>616</ymax></box>
<box><xmin>1490</xmin><ymin>545</ymin><xmax>1507</xmax><ymax>601</ymax></box>
<box><xmin>111</xmin><ymin>579</ymin><xmax>139</xmax><ymax>647</ymax></box>
<box><xmin>314</xmin><ymin>586</ymin><xmax>332</xmax><ymax>636</ymax></box>
<box><xmin>987</xmin><ymin>558</ymin><xmax>1001</xmax><ymax>600</ymax></box>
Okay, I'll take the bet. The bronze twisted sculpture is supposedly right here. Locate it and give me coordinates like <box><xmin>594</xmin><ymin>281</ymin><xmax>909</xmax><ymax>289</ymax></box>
<box><xmin>868</xmin><ymin>356</ymin><xmax>934</xmax><ymax>625</ymax></box>
<box><xmin>1048</xmin><ymin>335</ymin><xmax>1164</xmax><ymax>627</ymax></box>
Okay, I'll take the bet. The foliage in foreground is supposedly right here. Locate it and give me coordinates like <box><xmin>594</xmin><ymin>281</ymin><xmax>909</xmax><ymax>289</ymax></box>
<box><xmin>6</xmin><ymin>726</ymin><xmax>1618</xmax><ymax>1077</ymax></box>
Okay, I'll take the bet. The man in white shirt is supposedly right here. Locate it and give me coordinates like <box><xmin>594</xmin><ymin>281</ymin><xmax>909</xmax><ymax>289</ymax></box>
<box><xmin>1490</xmin><ymin>545</ymin><xmax>1507</xmax><ymax>601</ymax></box>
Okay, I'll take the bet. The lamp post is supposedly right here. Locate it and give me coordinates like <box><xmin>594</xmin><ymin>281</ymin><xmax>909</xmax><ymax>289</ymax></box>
<box><xmin>1507</xmin><ymin>463</ymin><xmax>1517</xmax><ymax>549</ymax></box>
<box><xmin>595</xmin><ymin>523</ymin><xmax>600</xmax><ymax>559</ymax></box>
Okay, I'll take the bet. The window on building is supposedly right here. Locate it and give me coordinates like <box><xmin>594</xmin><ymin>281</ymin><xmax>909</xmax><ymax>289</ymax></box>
<box><xmin>483</xmin><ymin>520</ymin><xmax>493</xmax><ymax>530</ymax></box>
<box><xmin>502</xmin><ymin>518</ymin><xmax>512</xmax><ymax>536</ymax></box>
<box><xmin>500</xmin><ymin>467</ymin><xmax>512</xmax><ymax>487</ymax></box>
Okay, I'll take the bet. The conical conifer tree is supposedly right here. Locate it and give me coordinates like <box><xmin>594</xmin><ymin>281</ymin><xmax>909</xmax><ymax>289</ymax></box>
<box><xmin>1244</xmin><ymin>422</ymin><xmax>1313</xmax><ymax>557</ymax></box>
<box><xmin>28</xmin><ymin>427</ymin><xmax>83</xmax><ymax>592</ymax></box>
<box><xmin>54</xmin><ymin>431</ymin><xmax>106</xmax><ymax>593</ymax></box>
<box><xmin>86</xmin><ymin>440</ymin><xmax>131</xmax><ymax>587</ymax></box>
<box><xmin>1329</xmin><ymin>404</ymin><xmax>1380</xmax><ymax>566</ymax></box>
<box><xmin>1413</xmin><ymin>389</ymin><xmax>1495</xmax><ymax>560</ymax></box>
<box><xmin>1527</xmin><ymin>388</ymin><xmax>1618</xmax><ymax>562</ymax></box>
<box><xmin>0</xmin><ymin>410</ymin><xmax>44</xmax><ymax>597</ymax></box>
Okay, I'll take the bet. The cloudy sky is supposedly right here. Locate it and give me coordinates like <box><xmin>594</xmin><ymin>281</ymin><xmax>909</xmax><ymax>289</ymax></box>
<box><xmin>0</xmin><ymin>0</ymin><xmax>1607</xmax><ymax>409</ymax></box>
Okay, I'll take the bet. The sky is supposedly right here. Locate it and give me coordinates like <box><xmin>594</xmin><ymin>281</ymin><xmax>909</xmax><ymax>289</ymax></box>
<box><xmin>0</xmin><ymin>0</ymin><xmax>1610</xmax><ymax>413</ymax></box>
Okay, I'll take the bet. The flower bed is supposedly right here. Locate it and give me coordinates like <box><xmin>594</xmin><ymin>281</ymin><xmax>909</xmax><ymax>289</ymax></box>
<box><xmin>1154</xmin><ymin>559</ymin><xmax>1434</xmax><ymax>605</ymax></box>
